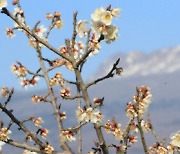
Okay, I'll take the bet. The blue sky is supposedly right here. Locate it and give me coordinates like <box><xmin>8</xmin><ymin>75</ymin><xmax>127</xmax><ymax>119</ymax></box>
<box><xmin>0</xmin><ymin>0</ymin><xmax>180</xmax><ymax>90</ymax></box>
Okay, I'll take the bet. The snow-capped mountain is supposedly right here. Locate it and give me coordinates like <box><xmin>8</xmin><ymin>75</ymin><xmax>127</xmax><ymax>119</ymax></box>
<box><xmin>91</xmin><ymin>46</ymin><xmax>180</xmax><ymax>79</ymax></box>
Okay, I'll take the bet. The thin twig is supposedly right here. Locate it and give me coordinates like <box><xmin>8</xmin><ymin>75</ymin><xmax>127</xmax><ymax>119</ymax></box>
<box><xmin>4</xmin><ymin>88</ymin><xmax>14</xmax><ymax>107</ymax></box>
<box><xmin>0</xmin><ymin>103</ymin><xmax>45</xmax><ymax>148</ymax></box>
<box><xmin>86</xmin><ymin>58</ymin><xmax>120</xmax><ymax>88</ymax></box>
<box><xmin>1</xmin><ymin>8</ymin><xmax>72</xmax><ymax>63</ymax></box>
<box><xmin>148</xmin><ymin>113</ymin><xmax>159</xmax><ymax>142</ymax></box>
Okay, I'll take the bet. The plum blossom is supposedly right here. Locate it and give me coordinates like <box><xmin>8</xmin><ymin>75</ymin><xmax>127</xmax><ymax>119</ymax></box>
<box><xmin>91</xmin><ymin>7</ymin><xmax>106</xmax><ymax>23</ymax></box>
<box><xmin>84</xmin><ymin>108</ymin><xmax>103</xmax><ymax>123</ymax></box>
<box><xmin>46</xmin><ymin>13</ymin><xmax>53</xmax><ymax>20</ymax></box>
<box><xmin>35</xmin><ymin>25</ymin><xmax>47</xmax><ymax>38</ymax></box>
<box><xmin>33</xmin><ymin>117</ymin><xmax>44</xmax><ymax>128</ymax></box>
<box><xmin>60</xmin><ymin>88</ymin><xmax>71</xmax><ymax>98</ymax></box>
<box><xmin>11</xmin><ymin>64</ymin><xmax>27</xmax><ymax>77</ymax></box>
<box><xmin>40</xmin><ymin>128</ymin><xmax>49</xmax><ymax>138</ymax></box>
<box><xmin>156</xmin><ymin>146</ymin><xmax>167</xmax><ymax>154</ymax></box>
<box><xmin>76</xmin><ymin>107</ymin><xmax>85</xmax><ymax>122</ymax></box>
<box><xmin>76</xmin><ymin>107</ymin><xmax>102</xmax><ymax>124</ymax></box>
<box><xmin>101</xmin><ymin>10</ymin><xmax>112</xmax><ymax>25</ymax></box>
<box><xmin>44</xmin><ymin>144</ymin><xmax>54</xmax><ymax>154</ymax></box>
<box><xmin>104</xmin><ymin>120</ymin><xmax>123</xmax><ymax>140</ymax></box>
<box><xmin>141</xmin><ymin>120</ymin><xmax>151</xmax><ymax>132</ymax></box>
<box><xmin>5</xmin><ymin>28</ymin><xmax>15</xmax><ymax>38</ymax></box>
<box><xmin>125</xmin><ymin>103</ymin><xmax>137</xmax><ymax>118</ymax></box>
<box><xmin>76</xmin><ymin>20</ymin><xmax>88</xmax><ymax>38</ymax></box>
<box><xmin>32</xmin><ymin>95</ymin><xmax>44</xmax><ymax>103</ymax></box>
<box><xmin>60</xmin><ymin>130</ymin><xmax>76</xmax><ymax>142</ymax></box>
<box><xmin>170</xmin><ymin>131</ymin><xmax>180</xmax><ymax>148</ymax></box>
<box><xmin>55</xmin><ymin>20</ymin><xmax>63</xmax><ymax>29</ymax></box>
<box><xmin>0</xmin><ymin>87</ymin><xmax>9</xmax><ymax>97</ymax></box>
<box><xmin>130</xmin><ymin>122</ymin><xmax>138</xmax><ymax>133</ymax></box>
<box><xmin>59</xmin><ymin>112</ymin><xmax>66</xmax><ymax>120</ymax></box>
<box><xmin>111</xmin><ymin>8</ymin><xmax>121</xmax><ymax>17</ymax></box>
<box><xmin>0</xmin><ymin>127</ymin><xmax>11</xmax><ymax>141</ymax></box>
<box><xmin>91</xmin><ymin>6</ymin><xmax>120</xmax><ymax>43</ymax></box>
<box><xmin>128</xmin><ymin>136</ymin><xmax>138</xmax><ymax>144</ymax></box>
<box><xmin>0</xmin><ymin>0</ymin><xmax>7</xmax><ymax>9</ymax></box>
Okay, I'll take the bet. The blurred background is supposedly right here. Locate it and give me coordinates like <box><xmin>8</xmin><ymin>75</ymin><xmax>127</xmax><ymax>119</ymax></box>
<box><xmin>0</xmin><ymin>0</ymin><xmax>180</xmax><ymax>153</ymax></box>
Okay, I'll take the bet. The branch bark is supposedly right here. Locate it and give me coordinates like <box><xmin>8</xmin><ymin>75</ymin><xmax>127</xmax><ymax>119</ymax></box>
<box><xmin>35</xmin><ymin>45</ymin><xmax>73</xmax><ymax>153</ymax></box>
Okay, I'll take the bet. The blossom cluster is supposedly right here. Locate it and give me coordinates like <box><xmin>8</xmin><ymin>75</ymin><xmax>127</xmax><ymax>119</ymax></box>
<box><xmin>31</xmin><ymin>95</ymin><xmax>45</xmax><ymax>104</ymax></box>
<box><xmin>11</xmin><ymin>63</ymin><xmax>39</xmax><ymax>89</ymax></box>
<box><xmin>126</xmin><ymin>86</ymin><xmax>152</xmax><ymax>118</ymax></box>
<box><xmin>91</xmin><ymin>6</ymin><xmax>120</xmax><ymax>43</ymax></box>
<box><xmin>170</xmin><ymin>131</ymin><xmax>180</xmax><ymax>149</ymax></box>
<box><xmin>60</xmin><ymin>87</ymin><xmax>71</xmax><ymax>98</ymax></box>
<box><xmin>59</xmin><ymin>40</ymin><xmax>84</xmax><ymax>60</ymax></box>
<box><xmin>50</xmin><ymin>72</ymin><xmax>64</xmax><ymax>87</ymax></box>
<box><xmin>75</xmin><ymin>6</ymin><xmax>120</xmax><ymax>57</ymax></box>
<box><xmin>148</xmin><ymin>131</ymin><xmax>180</xmax><ymax>153</ymax></box>
<box><xmin>141</xmin><ymin>120</ymin><xmax>151</xmax><ymax>133</ymax></box>
<box><xmin>104</xmin><ymin>120</ymin><xmax>123</xmax><ymax>140</ymax></box>
<box><xmin>46</xmin><ymin>11</ymin><xmax>63</xmax><ymax>29</ymax></box>
<box><xmin>60</xmin><ymin>130</ymin><xmax>76</xmax><ymax>142</ymax></box>
<box><xmin>76</xmin><ymin>107</ymin><xmax>102</xmax><ymax>124</ymax></box>
<box><xmin>44</xmin><ymin>144</ymin><xmax>54</xmax><ymax>154</ymax></box>
<box><xmin>33</xmin><ymin>117</ymin><xmax>49</xmax><ymax>138</ymax></box>
<box><xmin>0</xmin><ymin>127</ymin><xmax>11</xmax><ymax>141</ymax></box>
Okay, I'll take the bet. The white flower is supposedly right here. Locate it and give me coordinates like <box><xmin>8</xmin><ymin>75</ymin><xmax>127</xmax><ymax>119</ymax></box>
<box><xmin>103</xmin><ymin>25</ymin><xmax>118</xmax><ymax>43</ymax></box>
<box><xmin>84</xmin><ymin>108</ymin><xmax>102</xmax><ymax>123</ymax></box>
<box><xmin>35</xmin><ymin>25</ymin><xmax>47</xmax><ymax>38</ymax></box>
<box><xmin>101</xmin><ymin>11</ymin><xmax>112</xmax><ymax>25</ymax></box>
<box><xmin>60</xmin><ymin>130</ymin><xmax>76</xmax><ymax>142</ymax></box>
<box><xmin>91</xmin><ymin>21</ymin><xmax>105</xmax><ymax>39</ymax></box>
<box><xmin>111</xmin><ymin>8</ymin><xmax>121</xmax><ymax>17</ymax></box>
<box><xmin>0</xmin><ymin>141</ymin><xmax>5</xmax><ymax>151</ymax></box>
<box><xmin>76</xmin><ymin>20</ymin><xmax>88</xmax><ymax>38</ymax></box>
<box><xmin>170</xmin><ymin>131</ymin><xmax>180</xmax><ymax>147</ymax></box>
<box><xmin>0</xmin><ymin>0</ymin><xmax>7</xmax><ymax>9</ymax></box>
<box><xmin>91</xmin><ymin>7</ymin><xmax>106</xmax><ymax>22</ymax></box>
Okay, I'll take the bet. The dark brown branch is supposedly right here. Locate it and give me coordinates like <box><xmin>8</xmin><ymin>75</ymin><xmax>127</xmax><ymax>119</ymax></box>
<box><xmin>62</xmin><ymin>95</ymin><xmax>82</xmax><ymax>100</ymax></box>
<box><xmin>5</xmin><ymin>139</ymin><xmax>41</xmax><ymax>153</ymax></box>
<box><xmin>71</xmin><ymin>12</ymin><xmax>78</xmax><ymax>50</ymax></box>
<box><xmin>27</xmin><ymin>68</ymin><xmax>43</xmax><ymax>77</ymax></box>
<box><xmin>86</xmin><ymin>58</ymin><xmax>120</xmax><ymax>88</ymax></box>
<box><xmin>0</xmin><ymin>103</ymin><xmax>45</xmax><ymax>149</ymax></box>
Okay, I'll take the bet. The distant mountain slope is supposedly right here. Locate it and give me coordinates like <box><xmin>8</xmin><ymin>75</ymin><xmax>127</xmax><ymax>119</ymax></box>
<box><xmin>90</xmin><ymin>46</ymin><xmax>180</xmax><ymax>79</ymax></box>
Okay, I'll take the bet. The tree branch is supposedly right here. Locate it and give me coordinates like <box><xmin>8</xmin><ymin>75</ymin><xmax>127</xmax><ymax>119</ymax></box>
<box><xmin>0</xmin><ymin>103</ymin><xmax>45</xmax><ymax>149</ymax></box>
<box><xmin>1</xmin><ymin>8</ymin><xmax>72</xmax><ymax>63</ymax></box>
<box><xmin>86</xmin><ymin>58</ymin><xmax>120</xmax><ymax>88</ymax></box>
<box><xmin>35</xmin><ymin>44</ymin><xmax>73</xmax><ymax>153</ymax></box>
